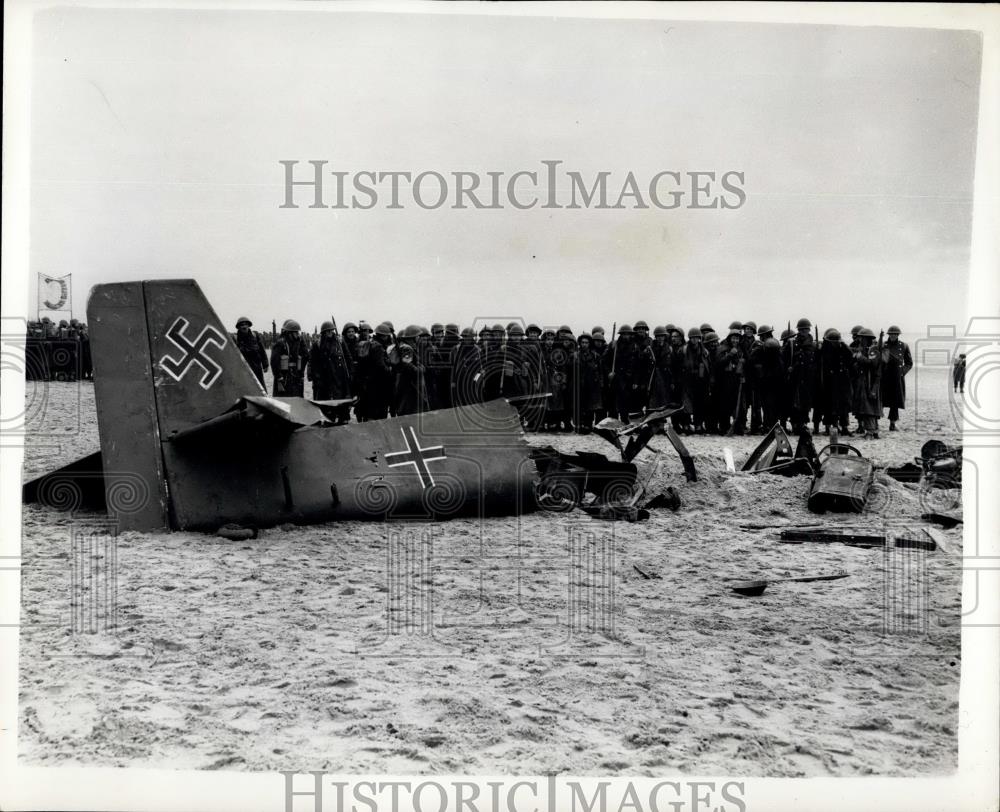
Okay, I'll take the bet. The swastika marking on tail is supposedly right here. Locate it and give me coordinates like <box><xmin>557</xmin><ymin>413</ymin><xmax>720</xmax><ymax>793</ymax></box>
<box><xmin>159</xmin><ymin>316</ymin><xmax>227</xmax><ymax>389</ymax></box>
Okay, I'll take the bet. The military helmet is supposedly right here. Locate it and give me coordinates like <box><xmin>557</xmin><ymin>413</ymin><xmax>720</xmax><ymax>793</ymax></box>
<box><xmin>887</xmin><ymin>325</ymin><xmax>901</xmax><ymax>335</ymax></box>
<box><xmin>653</xmin><ymin>325</ymin><xmax>668</xmax><ymax>337</ymax></box>
<box><xmin>826</xmin><ymin>329</ymin><xmax>842</xmax><ymax>342</ymax></box>
<box><xmin>796</xmin><ymin>317</ymin><xmax>812</xmax><ymax>330</ymax></box>
<box><xmin>858</xmin><ymin>327</ymin><xmax>876</xmax><ymax>339</ymax></box>
<box><xmin>558</xmin><ymin>324</ymin><xmax>572</xmax><ymax>335</ymax></box>
<box><xmin>478</xmin><ymin>326</ymin><xmax>490</xmax><ymax>337</ymax></box>
<box><xmin>445</xmin><ymin>323</ymin><xmax>459</xmax><ymax>334</ymax></box>
<box><xmin>780</xmin><ymin>328</ymin><xmax>794</xmax><ymax>341</ymax></box>
<box><xmin>70</xmin><ymin>318</ymin><xmax>79</xmax><ymax>327</ymax></box>
<box><xmin>281</xmin><ymin>319</ymin><xmax>301</xmax><ymax>332</ymax></box>
<box><xmin>320</xmin><ymin>320</ymin><xmax>335</xmax><ymax>333</ymax></box>
<box><xmin>851</xmin><ymin>324</ymin><xmax>863</xmax><ymax>336</ymax></box>
<box><xmin>618</xmin><ymin>323</ymin><xmax>633</xmax><ymax>335</ymax></box>
<box><xmin>399</xmin><ymin>324</ymin><xmax>421</xmax><ymax>340</ymax></box>
<box><xmin>375</xmin><ymin>323</ymin><xmax>392</xmax><ymax>337</ymax></box>
<box><xmin>491</xmin><ymin>323</ymin><xmax>504</xmax><ymax>333</ymax></box>
<box><xmin>728</xmin><ymin>320</ymin><xmax>742</xmax><ymax>331</ymax></box>
<box><xmin>742</xmin><ymin>320</ymin><xmax>757</xmax><ymax>332</ymax></box>
<box><xmin>59</xmin><ymin>319</ymin><xmax>69</xmax><ymax>327</ymax></box>
<box><xmin>343</xmin><ymin>322</ymin><xmax>358</xmax><ymax>333</ymax></box>
<box><xmin>592</xmin><ymin>326</ymin><xmax>605</xmax><ymax>336</ymax></box>
<box><xmin>236</xmin><ymin>316</ymin><xmax>252</xmax><ymax>328</ymax></box>
<box><xmin>700</xmin><ymin>323</ymin><xmax>713</xmax><ymax>333</ymax></box>
<box><xmin>358</xmin><ymin>320</ymin><xmax>371</xmax><ymax>331</ymax></box>
<box><xmin>634</xmin><ymin>320</ymin><xmax>649</xmax><ymax>330</ymax></box>
<box><xmin>757</xmin><ymin>324</ymin><xmax>773</xmax><ymax>337</ymax></box>
<box><xmin>763</xmin><ymin>337</ymin><xmax>781</xmax><ymax>350</ymax></box>
<box><xmin>526</xmin><ymin>323</ymin><xmax>541</xmax><ymax>335</ymax></box>
<box><xmin>419</xmin><ymin>325</ymin><xmax>431</xmax><ymax>337</ymax></box>
<box><xmin>431</xmin><ymin>323</ymin><xmax>444</xmax><ymax>332</ymax></box>
<box><xmin>460</xmin><ymin>327</ymin><xmax>475</xmax><ymax>338</ymax></box>
<box><xmin>384</xmin><ymin>321</ymin><xmax>395</xmax><ymax>332</ymax></box>
<box><xmin>577</xmin><ymin>332</ymin><xmax>592</xmax><ymax>344</ymax></box>
<box><xmin>687</xmin><ymin>327</ymin><xmax>702</xmax><ymax>339</ymax></box>
<box><xmin>508</xmin><ymin>323</ymin><xmax>524</xmax><ymax>337</ymax></box>
<box><xmin>704</xmin><ymin>331</ymin><xmax>720</xmax><ymax>344</ymax></box>
<box><xmin>664</xmin><ymin>323</ymin><xmax>678</xmax><ymax>334</ymax></box>
<box><xmin>542</xmin><ymin>328</ymin><xmax>556</xmax><ymax>338</ymax></box>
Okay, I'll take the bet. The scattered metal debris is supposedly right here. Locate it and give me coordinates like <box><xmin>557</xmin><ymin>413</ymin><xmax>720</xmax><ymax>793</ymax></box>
<box><xmin>632</xmin><ymin>564</ymin><xmax>662</xmax><ymax>580</ymax></box>
<box><xmin>921</xmin><ymin>511</ymin><xmax>963</xmax><ymax>529</ymax></box>
<box><xmin>741</xmin><ymin>423</ymin><xmax>819</xmax><ymax>476</ymax></box>
<box><xmin>885</xmin><ymin>439</ymin><xmax>963</xmax><ymax>489</ymax></box>
<box><xmin>779</xmin><ymin>527</ymin><xmax>884</xmax><ymax>547</ymax></box>
<box><xmin>730</xmin><ymin>571</ymin><xmax>849</xmax><ymax>597</ymax></box>
<box><xmin>807</xmin><ymin>429</ymin><xmax>875</xmax><ymax>513</ymax></box>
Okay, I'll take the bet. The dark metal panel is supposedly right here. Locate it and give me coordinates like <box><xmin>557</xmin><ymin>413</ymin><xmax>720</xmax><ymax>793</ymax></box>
<box><xmin>163</xmin><ymin>398</ymin><xmax>537</xmax><ymax>530</ymax></box>
<box><xmin>87</xmin><ymin>282</ymin><xmax>170</xmax><ymax>530</ymax></box>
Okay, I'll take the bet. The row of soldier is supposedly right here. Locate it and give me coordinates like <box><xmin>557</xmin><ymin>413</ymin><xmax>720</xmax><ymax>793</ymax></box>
<box><xmin>238</xmin><ymin>317</ymin><xmax>913</xmax><ymax>440</ymax></box>
<box><xmin>24</xmin><ymin>317</ymin><xmax>93</xmax><ymax>381</ymax></box>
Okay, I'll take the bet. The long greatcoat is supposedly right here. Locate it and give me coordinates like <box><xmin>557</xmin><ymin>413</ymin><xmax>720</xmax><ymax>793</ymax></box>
<box><xmin>879</xmin><ymin>339</ymin><xmax>913</xmax><ymax>409</ymax></box>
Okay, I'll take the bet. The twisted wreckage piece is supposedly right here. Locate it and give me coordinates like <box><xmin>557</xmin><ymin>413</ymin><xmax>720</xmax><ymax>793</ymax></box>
<box><xmin>740</xmin><ymin>425</ymin><xmax>875</xmax><ymax>513</ymax></box>
<box><xmin>23</xmin><ymin>279</ymin><xmax>697</xmax><ymax>531</ymax></box>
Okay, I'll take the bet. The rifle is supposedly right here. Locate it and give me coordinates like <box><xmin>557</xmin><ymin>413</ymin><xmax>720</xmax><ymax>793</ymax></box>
<box><xmin>726</xmin><ymin>377</ymin><xmax>743</xmax><ymax>437</ymax></box>
<box><xmin>331</xmin><ymin>316</ymin><xmax>353</xmax><ymax>386</ymax></box>
<box><xmin>611</xmin><ymin>321</ymin><xmax>619</xmax><ymax>371</ymax></box>
<box><xmin>499</xmin><ymin>333</ymin><xmax>508</xmax><ymax>395</ymax></box>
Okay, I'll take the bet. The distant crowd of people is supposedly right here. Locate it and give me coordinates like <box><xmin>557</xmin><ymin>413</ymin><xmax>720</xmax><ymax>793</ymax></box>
<box><xmin>24</xmin><ymin>317</ymin><xmax>92</xmax><ymax>381</ymax></box>
<box><xmin>236</xmin><ymin>317</ymin><xmax>923</xmax><ymax>440</ymax></box>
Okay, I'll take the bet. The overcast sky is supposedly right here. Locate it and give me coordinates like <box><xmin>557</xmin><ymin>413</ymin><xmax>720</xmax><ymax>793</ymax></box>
<box><xmin>28</xmin><ymin>8</ymin><xmax>982</xmax><ymax>336</ymax></box>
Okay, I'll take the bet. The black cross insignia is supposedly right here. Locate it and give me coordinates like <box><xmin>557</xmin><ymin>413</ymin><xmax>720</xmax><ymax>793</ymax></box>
<box><xmin>384</xmin><ymin>427</ymin><xmax>447</xmax><ymax>489</ymax></box>
<box><xmin>159</xmin><ymin>316</ymin><xmax>227</xmax><ymax>390</ymax></box>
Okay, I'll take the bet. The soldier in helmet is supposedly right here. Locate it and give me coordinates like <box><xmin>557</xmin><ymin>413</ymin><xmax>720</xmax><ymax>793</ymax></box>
<box><xmin>781</xmin><ymin>317</ymin><xmax>819</xmax><ymax>433</ymax></box>
<box><xmin>451</xmin><ymin>326</ymin><xmax>484</xmax><ymax>407</ymax></box>
<box><xmin>358</xmin><ymin>321</ymin><xmax>373</xmax><ymax>342</ymax></box>
<box><xmin>500</xmin><ymin>323</ymin><xmax>532</xmax><ymax>412</ymax></box>
<box><xmin>393</xmin><ymin>325</ymin><xmax>429</xmax><ymax>416</ymax></box>
<box><xmin>591</xmin><ymin>326</ymin><xmax>611</xmax><ymax>423</ymax></box>
<box><xmin>572</xmin><ymin>332</ymin><xmax>604</xmax><ymax>433</ymax></box>
<box><xmin>702</xmin><ymin>331</ymin><xmax>721</xmax><ymax>433</ymax></box>
<box><xmin>666</xmin><ymin>326</ymin><xmax>687</xmax><ymax>430</ymax></box>
<box><xmin>607</xmin><ymin>324</ymin><xmax>635</xmax><ymax>423</ymax></box>
<box><xmin>849</xmin><ymin>325</ymin><xmax>863</xmax><ymax>353</ymax></box>
<box><xmin>733</xmin><ymin>321</ymin><xmax>761</xmax><ymax>433</ymax></box>
<box><xmin>712</xmin><ymin>322</ymin><xmax>743</xmax><ymax>434</ymax></box>
<box><xmin>341</xmin><ymin>322</ymin><xmax>360</xmax><ymax>364</ymax></box>
<box><xmin>953</xmin><ymin>353</ymin><xmax>966</xmax><ymax>394</ymax></box>
<box><xmin>235</xmin><ymin>316</ymin><xmax>269</xmax><ymax>388</ymax></box>
<box><xmin>431</xmin><ymin>323</ymin><xmax>445</xmax><ymax>347</ymax></box>
<box><xmin>547</xmin><ymin>326</ymin><xmax>576</xmax><ymax>431</ymax></box>
<box><xmin>520</xmin><ymin>324</ymin><xmax>546</xmax><ymax>430</ymax></box>
<box><xmin>879</xmin><ymin>325</ymin><xmax>913</xmax><ymax>431</ymax></box>
<box><xmin>680</xmin><ymin>327</ymin><xmax>712</xmax><ymax>433</ymax></box>
<box><xmin>852</xmin><ymin>327</ymin><xmax>882</xmax><ymax>438</ymax></box>
<box><xmin>648</xmin><ymin>326</ymin><xmax>673</xmax><ymax>411</ymax></box>
<box><xmin>700</xmin><ymin>323</ymin><xmax>714</xmax><ymax>337</ymax></box>
<box><xmin>816</xmin><ymin>328</ymin><xmax>854</xmax><ymax>435</ymax></box>
<box><xmin>630</xmin><ymin>320</ymin><xmax>656</xmax><ymax>416</ymax></box>
<box><xmin>308</xmin><ymin>321</ymin><xmax>354</xmax><ymax>422</ymax></box>
<box><xmin>270</xmin><ymin>319</ymin><xmax>308</xmax><ymax>396</ymax></box>
<box><xmin>356</xmin><ymin>322</ymin><xmax>394</xmax><ymax>421</ymax></box>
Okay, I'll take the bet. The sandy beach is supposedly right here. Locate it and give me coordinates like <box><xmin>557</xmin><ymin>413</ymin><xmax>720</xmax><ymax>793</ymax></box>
<box><xmin>17</xmin><ymin>366</ymin><xmax>963</xmax><ymax>777</ymax></box>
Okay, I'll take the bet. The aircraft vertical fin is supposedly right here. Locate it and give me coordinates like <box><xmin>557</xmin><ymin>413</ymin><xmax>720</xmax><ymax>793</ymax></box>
<box><xmin>87</xmin><ymin>282</ymin><xmax>171</xmax><ymax>530</ymax></box>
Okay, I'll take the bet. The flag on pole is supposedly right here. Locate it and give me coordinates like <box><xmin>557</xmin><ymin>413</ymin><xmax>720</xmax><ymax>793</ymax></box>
<box><xmin>38</xmin><ymin>273</ymin><xmax>72</xmax><ymax>319</ymax></box>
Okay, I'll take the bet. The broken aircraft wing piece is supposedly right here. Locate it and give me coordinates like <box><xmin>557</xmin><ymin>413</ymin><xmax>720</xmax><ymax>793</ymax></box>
<box><xmin>741</xmin><ymin>423</ymin><xmax>817</xmax><ymax>476</ymax></box>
